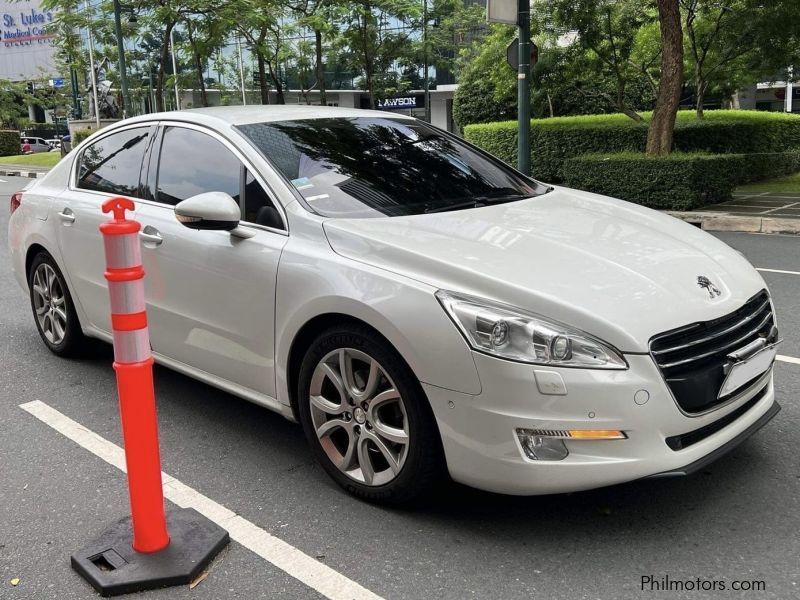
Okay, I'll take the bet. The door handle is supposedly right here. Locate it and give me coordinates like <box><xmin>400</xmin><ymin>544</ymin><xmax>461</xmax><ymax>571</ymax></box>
<box><xmin>57</xmin><ymin>208</ymin><xmax>75</xmax><ymax>224</ymax></box>
<box><xmin>139</xmin><ymin>226</ymin><xmax>163</xmax><ymax>246</ymax></box>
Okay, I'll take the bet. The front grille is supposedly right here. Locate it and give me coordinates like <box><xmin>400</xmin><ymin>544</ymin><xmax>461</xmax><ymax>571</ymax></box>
<box><xmin>665</xmin><ymin>379</ymin><xmax>769</xmax><ymax>450</ymax></box>
<box><xmin>650</xmin><ymin>290</ymin><xmax>774</xmax><ymax>413</ymax></box>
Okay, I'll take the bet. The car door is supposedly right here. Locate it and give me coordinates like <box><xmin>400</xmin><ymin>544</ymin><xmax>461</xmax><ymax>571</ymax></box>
<box><xmin>135</xmin><ymin>123</ymin><xmax>288</xmax><ymax>398</ymax></box>
<box><xmin>55</xmin><ymin>124</ymin><xmax>154</xmax><ymax>333</ymax></box>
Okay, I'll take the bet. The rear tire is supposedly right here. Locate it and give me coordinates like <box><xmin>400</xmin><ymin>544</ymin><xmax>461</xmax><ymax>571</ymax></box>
<box><xmin>297</xmin><ymin>324</ymin><xmax>445</xmax><ymax>506</ymax></box>
<box><xmin>28</xmin><ymin>252</ymin><xmax>91</xmax><ymax>357</ymax></box>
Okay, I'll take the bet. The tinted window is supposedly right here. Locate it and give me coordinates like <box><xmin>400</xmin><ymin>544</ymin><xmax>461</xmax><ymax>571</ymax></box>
<box><xmin>243</xmin><ymin>169</ymin><xmax>282</xmax><ymax>228</ymax></box>
<box><xmin>237</xmin><ymin>117</ymin><xmax>544</xmax><ymax>218</ymax></box>
<box><xmin>77</xmin><ymin>127</ymin><xmax>150</xmax><ymax>197</ymax></box>
<box><xmin>156</xmin><ymin>127</ymin><xmax>242</xmax><ymax>206</ymax></box>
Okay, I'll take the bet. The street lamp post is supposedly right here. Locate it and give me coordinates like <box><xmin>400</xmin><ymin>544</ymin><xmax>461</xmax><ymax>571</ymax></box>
<box><xmin>423</xmin><ymin>0</ymin><xmax>430</xmax><ymax>123</ymax></box>
<box><xmin>516</xmin><ymin>0</ymin><xmax>531</xmax><ymax>175</ymax></box>
<box><xmin>112</xmin><ymin>0</ymin><xmax>131</xmax><ymax>117</ymax></box>
<box><xmin>169</xmin><ymin>28</ymin><xmax>180</xmax><ymax>109</ymax></box>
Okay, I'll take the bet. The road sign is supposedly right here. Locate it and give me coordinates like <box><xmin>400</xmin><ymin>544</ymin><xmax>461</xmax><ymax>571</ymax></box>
<box><xmin>487</xmin><ymin>0</ymin><xmax>517</xmax><ymax>24</ymax></box>
<box><xmin>51</xmin><ymin>78</ymin><xmax>65</xmax><ymax>88</ymax></box>
<box><xmin>506</xmin><ymin>38</ymin><xmax>539</xmax><ymax>71</ymax></box>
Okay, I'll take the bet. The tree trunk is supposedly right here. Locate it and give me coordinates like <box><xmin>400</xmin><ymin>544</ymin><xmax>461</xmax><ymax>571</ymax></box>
<box><xmin>315</xmin><ymin>29</ymin><xmax>326</xmax><ymax>106</ymax></box>
<box><xmin>187</xmin><ymin>25</ymin><xmax>208</xmax><ymax>107</ymax></box>
<box><xmin>647</xmin><ymin>0</ymin><xmax>683</xmax><ymax>156</ymax></box>
<box><xmin>155</xmin><ymin>21</ymin><xmax>175</xmax><ymax>112</ymax></box>
<box><xmin>257</xmin><ymin>53</ymin><xmax>270</xmax><ymax>104</ymax></box>
<box><xmin>267</xmin><ymin>61</ymin><xmax>285</xmax><ymax>104</ymax></box>
<box><xmin>695</xmin><ymin>70</ymin><xmax>706</xmax><ymax>118</ymax></box>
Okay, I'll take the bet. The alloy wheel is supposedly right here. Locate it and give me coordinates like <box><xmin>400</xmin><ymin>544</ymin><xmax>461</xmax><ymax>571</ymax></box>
<box><xmin>31</xmin><ymin>263</ymin><xmax>68</xmax><ymax>345</ymax></box>
<box><xmin>309</xmin><ymin>348</ymin><xmax>410</xmax><ymax>486</ymax></box>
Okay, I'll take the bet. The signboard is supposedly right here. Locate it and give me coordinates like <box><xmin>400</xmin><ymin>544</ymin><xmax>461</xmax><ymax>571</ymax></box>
<box><xmin>1</xmin><ymin>0</ymin><xmax>58</xmax><ymax>81</ymax></box>
<box><xmin>487</xmin><ymin>0</ymin><xmax>517</xmax><ymax>25</ymax></box>
<box><xmin>50</xmin><ymin>77</ymin><xmax>64</xmax><ymax>88</ymax></box>
<box><xmin>506</xmin><ymin>38</ymin><xmax>539</xmax><ymax>71</ymax></box>
<box><xmin>376</xmin><ymin>95</ymin><xmax>425</xmax><ymax>110</ymax></box>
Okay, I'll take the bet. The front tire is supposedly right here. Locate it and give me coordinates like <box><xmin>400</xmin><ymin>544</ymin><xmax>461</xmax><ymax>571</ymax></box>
<box><xmin>28</xmin><ymin>252</ymin><xmax>90</xmax><ymax>357</ymax></box>
<box><xmin>297</xmin><ymin>325</ymin><xmax>444</xmax><ymax>505</ymax></box>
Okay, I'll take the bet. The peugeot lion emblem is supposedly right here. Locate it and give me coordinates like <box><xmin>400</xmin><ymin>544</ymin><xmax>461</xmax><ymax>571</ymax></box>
<box><xmin>697</xmin><ymin>275</ymin><xmax>721</xmax><ymax>298</ymax></box>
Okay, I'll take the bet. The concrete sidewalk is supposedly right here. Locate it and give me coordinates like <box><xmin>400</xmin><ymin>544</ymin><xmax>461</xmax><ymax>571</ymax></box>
<box><xmin>670</xmin><ymin>192</ymin><xmax>800</xmax><ymax>235</ymax></box>
<box><xmin>0</xmin><ymin>164</ymin><xmax>51</xmax><ymax>179</ymax></box>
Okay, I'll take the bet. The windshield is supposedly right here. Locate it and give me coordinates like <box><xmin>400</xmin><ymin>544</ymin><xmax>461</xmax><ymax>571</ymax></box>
<box><xmin>237</xmin><ymin>117</ymin><xmax>545</xmax><ymax>218</ymax></box>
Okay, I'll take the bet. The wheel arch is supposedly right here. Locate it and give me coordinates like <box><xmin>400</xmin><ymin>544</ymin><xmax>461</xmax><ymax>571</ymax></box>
<box><xmin>286</xmin><ymin>313</ymin><xmax>410</xmax><ymax>421</ymax></box>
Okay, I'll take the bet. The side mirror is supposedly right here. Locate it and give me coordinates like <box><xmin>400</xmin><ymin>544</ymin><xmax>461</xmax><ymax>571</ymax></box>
<box><xmin>174</xmin><ymin>192</ymin><xmax>240</xmax><ymax>231</ymax></box>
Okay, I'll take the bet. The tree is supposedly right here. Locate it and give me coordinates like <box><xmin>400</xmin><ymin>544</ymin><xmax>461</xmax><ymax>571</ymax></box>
<box><xmin>646</xmin><ymin>0</ymin><xmax>683</xmax><ymax>155</ymax></box>
<box><xmin>337</xmin><ymin>0</ymin><xmax>420</xmax><ymax>107</ymax></box>
<box><xmin>546</xmin><ymin>0</ymin><xmax>658</xmax><ymax>121</ymax></box>
<box><xmin>452</xmin><ymin>25</ymin><xmax>517</xmax><ymax>127</ymax></box>
<box><xmin>681</xmin><ymin>0</ymin><xmax>800</xmax><ymax>117</ymax></box>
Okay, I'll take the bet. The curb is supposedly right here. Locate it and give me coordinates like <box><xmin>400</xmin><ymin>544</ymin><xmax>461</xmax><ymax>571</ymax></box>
<box><xmin>0</xmin><ymin>169</ymin><xmax>48</xmax><ymax>179</ymax></box>
<box><xmin>668</xmin><ymin>211</ymin><xmax>800</xmax><ymax>235</ymax></box>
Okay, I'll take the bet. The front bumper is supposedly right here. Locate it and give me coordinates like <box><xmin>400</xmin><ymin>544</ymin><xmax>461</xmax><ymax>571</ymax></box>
<box><xmin>426</xmin><ymin>353</ymin><xmax>778</xmax><ymax>495</ymax></box>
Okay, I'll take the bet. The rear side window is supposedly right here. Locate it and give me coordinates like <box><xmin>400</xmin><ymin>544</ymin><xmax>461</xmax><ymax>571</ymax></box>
<box><xmin>77</xmin><ymin>127</ymin><xmax>150</xmax><ymax>197</ymax></box>
<box><xmin>155</xmin><ymin>127</ymin><xmax>242</xmax><ymax>206</ymax></box>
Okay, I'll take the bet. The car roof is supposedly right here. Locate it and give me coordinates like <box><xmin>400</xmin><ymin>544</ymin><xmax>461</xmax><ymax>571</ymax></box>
<box><xmin>120</xmin><ymin>105</ymin><xmax>415</xmax><ymax>129</ymax></box>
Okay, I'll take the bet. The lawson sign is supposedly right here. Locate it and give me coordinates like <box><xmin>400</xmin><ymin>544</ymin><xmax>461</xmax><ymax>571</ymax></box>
<box><xmin>376</xmin><ymin>95</ymin><xmax>425</xmax><ymax>110</ymax></box>
<box><xmin>1</xmin><ymin>0</ymin><xmax>57</xmax><ymax>81</ymax></box>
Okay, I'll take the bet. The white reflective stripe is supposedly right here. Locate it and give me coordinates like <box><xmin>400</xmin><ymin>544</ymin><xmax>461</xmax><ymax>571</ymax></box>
<box><xmin>103</xmin><ymin>233</ymin><xmax>142</xmax><ymax>270</ymax></box>
<box><xmin>112</xmin><ymin>328</ymin><xmax>151</xmax><ymax>364</ymax></box>
<box><xmin>108</xmin><ymin>279</ymin><xmax>146</xmax><ymax>315</ymax></box>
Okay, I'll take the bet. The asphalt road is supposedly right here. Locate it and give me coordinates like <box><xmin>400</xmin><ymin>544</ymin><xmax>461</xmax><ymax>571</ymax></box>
<box><xmin>1</xmin><ymin>175</ymin><xmax>799</xmax><ymax>600</ymax></box>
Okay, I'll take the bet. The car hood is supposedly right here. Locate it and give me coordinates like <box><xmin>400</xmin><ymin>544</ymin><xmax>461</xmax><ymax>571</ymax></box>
<box><xmin>322</xmin><ymin>186</ymin><xmax>767</xmax><ymax>352</ymax></box>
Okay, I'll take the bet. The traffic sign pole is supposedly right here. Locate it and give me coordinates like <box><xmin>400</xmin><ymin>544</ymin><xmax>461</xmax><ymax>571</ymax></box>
<box><xmin>517</xmin><ymin>0</ymin><xmax>531</xmax><ymax>176</ymax></box>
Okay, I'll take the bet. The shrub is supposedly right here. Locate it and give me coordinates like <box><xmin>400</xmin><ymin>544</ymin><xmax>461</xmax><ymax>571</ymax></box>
<box><xmin>73</xmin><ymin>128</ymin><xmax>94</xmax><ymax>144</ymax></box>
<box><xmin>464</xmin><ymin>110</ymin><xmax>800</xmax><ymax>182</ymax></box>
<box><xmin>0</xmin><ymin>129</ymin><xmax>20</xmax><ymax>156</ymax></box>
<box><xmin>734</xmin><ymin>151</ymin><xmax>800</xmax><ymax>184</ymax></box>
<box><xmin>562</xmin><ymin>152</ymin><xmax>746</xmax><ymax>210</ymax></box>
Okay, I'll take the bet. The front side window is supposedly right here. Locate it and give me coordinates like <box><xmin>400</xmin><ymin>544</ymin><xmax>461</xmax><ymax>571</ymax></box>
<box><xmin>77</xmin><ymin>127</ymin><xmax>150</xmax><ymax>196</ymax></box>
<box><xmin>156</xmin><ymin>127</ymin><xmax>241</xmax><ymax>206</ymax></box>
<box><xmin>237</xmin><ymin>117</ymin><xmax>545</xmax><ymax>218</ymax></box>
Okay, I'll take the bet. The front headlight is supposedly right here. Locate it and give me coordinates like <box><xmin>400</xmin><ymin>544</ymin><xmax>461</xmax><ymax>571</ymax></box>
<box><xmin>436</xmin><ymin>290</ymin><xmax>627</xmax><ymax>369</ymax></box>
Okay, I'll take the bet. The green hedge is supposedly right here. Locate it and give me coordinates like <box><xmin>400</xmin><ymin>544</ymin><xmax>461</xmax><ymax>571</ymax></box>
<box><xmin>562</xmin><ymin>151</ymin><xmax>800</xmax><ymax>210</ymax></box>
<box><xmin>735</xmin><ymin>151</ymin><xmax>800</xmax><ymax>184</ymax></box>
<box><xmin>0</xmin><ymin>129</ymin><xmax>20</xmax><ymax>157</ymax></box>
<box><xmin>465</xmin><ymin>110</ymin><xmax>800</xmax><ymax>183</ymax></box>
<box><xmin>563</xmin><ymin>153</ymin><xmax>745</xmax><ymax>210</ymax></box>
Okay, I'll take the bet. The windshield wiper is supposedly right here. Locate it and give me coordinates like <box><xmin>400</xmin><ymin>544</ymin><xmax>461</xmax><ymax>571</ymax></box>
<box><xmin>424</xmin><ymin>194</ymin><xmax>534</xmax><ymax>214</ymax></box>
<box><xmin>424</xmin><ymin>200</ymin><xmax>485</xmax><ymax>213</ymax></box>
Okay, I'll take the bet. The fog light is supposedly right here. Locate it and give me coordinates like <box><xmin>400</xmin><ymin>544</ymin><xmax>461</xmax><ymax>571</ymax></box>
<box><xmin>516</xmin><ymin>429</ymin><xmax>569</xmax><ymax>461</ymax></box>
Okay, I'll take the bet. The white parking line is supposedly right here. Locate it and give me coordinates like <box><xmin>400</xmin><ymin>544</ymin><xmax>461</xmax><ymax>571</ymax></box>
<box><xmin>19</xmin><ymin>400</ymin><xmax>383</xmax><ymax>600</ymax></box>
<box><xmin>757</xmin><ymin>268</ymin><xmax>800</xmax><ymax>276</ymax></box>
<box><xmin>777</xmin><ymin>355</ymin><xmax>800</xmax><ymax>366</ymax></box>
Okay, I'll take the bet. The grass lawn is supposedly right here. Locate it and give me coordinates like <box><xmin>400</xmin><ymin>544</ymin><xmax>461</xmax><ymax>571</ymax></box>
<box><xmin>736</xmin><ymin>171</ymin><xmax>800</xmax><ymax>194</ymax></box>
<box><xmin>0</xmin><ymin>153</ymin><xmax>62</xmax><ymax>168</ymax></box>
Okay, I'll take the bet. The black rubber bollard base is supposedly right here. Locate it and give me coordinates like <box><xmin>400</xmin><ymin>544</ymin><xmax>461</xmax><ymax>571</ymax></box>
<box><xmin>71</xmin><ymin>507</ymin><xmax>230</xmax><ymax>597</ymax></box>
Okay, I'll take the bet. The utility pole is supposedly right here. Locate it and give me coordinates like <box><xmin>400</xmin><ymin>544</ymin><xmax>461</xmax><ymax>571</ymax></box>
<box><xmin>423</xmin><ymin>0</ymin><xmax>430</xmax><ymax>122</ymax></box>
<box><xmin>85</xmin><ymin>0</ymin><xmax>101</xmax><ymax>128</ymax></box>
<box><xmin>516</xmin><ymin>0</ymin><xmax>530</xmax><ymax>175</ymax></box>
<box><xmin>169</xmin><ymin>28</ymin><xmax>180</xmax><ymax>109</ymax></box>
<box><xmin>236</xmin><ymin>35</ymin><xmax>247</xmax><ymax>105</ymax></box>
<box><xmin>112</xmin><ymin>0</ymin><xmax>131</xmax><ymax>117</ymax></box>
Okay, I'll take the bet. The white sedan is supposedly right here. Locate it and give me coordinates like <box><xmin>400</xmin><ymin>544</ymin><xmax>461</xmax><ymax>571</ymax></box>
<box><xmin>7</xmin><ymin>106</ymin><xmax>781</xmax><ymax>504</ymax></box>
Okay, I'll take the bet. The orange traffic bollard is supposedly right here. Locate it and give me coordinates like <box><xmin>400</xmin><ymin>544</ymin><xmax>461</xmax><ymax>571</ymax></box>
<box><xmin>71</xmin><ymin>198</ymin><xmax>228</xmax><ymax>596</ymax></box>
<box><xmin>100</xmin><ymin>197</ymin><xmax>169</xmax><ymax>553</ymax></box>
